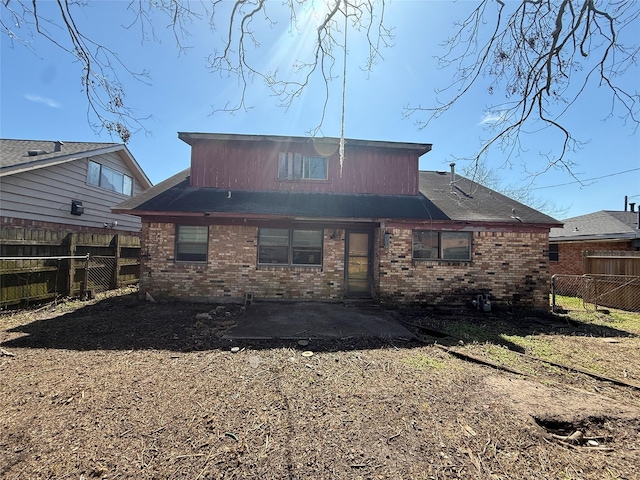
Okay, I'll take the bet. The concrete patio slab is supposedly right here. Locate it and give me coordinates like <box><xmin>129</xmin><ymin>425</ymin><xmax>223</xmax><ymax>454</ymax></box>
<box><xmin>223</xmin><ymin>301</ymin><xmax>414</xmax><ymax>340</ymax></box>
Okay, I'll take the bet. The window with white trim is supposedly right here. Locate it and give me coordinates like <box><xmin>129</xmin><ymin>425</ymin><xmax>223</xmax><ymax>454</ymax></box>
<box><xmin>413</xmin><ymin>231</ymin><xmax>472</xmax><ymax>261</ymax></box>
<box><xmin>176</xmin><ymin>226</ymin><xmax>208</xmax><ymax>262</ymax></box>
<box><xmin>258</xmin><ymin>228</ymin><xmax>323</xmax><ymax>265</ymax></box>
<box><xmin>87</xmin><ymin>160</ymin><xmax>133</xmax><ymax>196</ymax></box>
<box><xmin>278</xmin><ymin>153</ymin><xmax>328</xmax><ymax>180</ymax></box>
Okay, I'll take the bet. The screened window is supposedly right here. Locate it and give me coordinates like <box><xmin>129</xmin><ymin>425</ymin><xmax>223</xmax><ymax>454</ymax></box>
<box><xmin>413</xmin><ymin>231</ymin><xmax>472</xmax><ymax>261</ymax></box>
<box><xmin>87</xmin><ymin>160</ymin><xmax>133</xmax><ymax>196</ymax></box>
<box><xmin>278</xmin><ymin>153</ymin><xmax>328</xmax><ymax>180</ymax></box>
<box><xmin>176</xmin><ymin>226</ymin><xmax>208</xmax><ymax>262</ymax></box>
<box><xmin>549</xmin><ymin>244</ymin><xmax>559</xmax><ymax>262</ymax></box>
<box><xmin>258</xmin><ymin>228</ymin><xmax>323</xmax><ymax>266</ymax></box>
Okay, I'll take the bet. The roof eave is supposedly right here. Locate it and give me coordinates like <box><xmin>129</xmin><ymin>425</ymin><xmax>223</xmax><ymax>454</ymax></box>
<box><xmin>178</xmin><ymin>132</ymin><xmax>432</xmax><ymax>155</ymax></box>
<box><xmin>112</xmin><ymin>209</ymin><xmax>388</xmax><ymax>223</ymax></box>
<box><xmin>115</xmin><ymin>145</ymin><xmax>153</xmax><ymax>189</ymax></box>
<box><xmin>550</xmin><ymin>233</ymin><xmax>640</xmax><ymax>242</ymax></box>
<box><xmin>0</xmin><ymin>144</ymin><xmax>152</xmax><ymax>189</ymax></box>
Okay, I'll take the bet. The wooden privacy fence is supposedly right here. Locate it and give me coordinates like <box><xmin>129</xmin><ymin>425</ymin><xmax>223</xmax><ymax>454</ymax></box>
<box><xmin>0</xmin><ymin>228</ymin><xmax>141</xmax><ymax>306</ymax></box>
<box><xmin>551</xmin><ymin>274</ymin><xmax>640</xmax><ymax>313</ymax></box>
<box><xmin>583</xmin><ymin>250</ymin><xmax>640</xmax><ymax>276</ymax></box>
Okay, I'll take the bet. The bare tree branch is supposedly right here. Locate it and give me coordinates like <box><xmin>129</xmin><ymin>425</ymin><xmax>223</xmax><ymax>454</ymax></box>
<box><xmin>404</xmin><ymin>0</ymin><xmax>639</xmax><ymax>178</ymax></box>
<box><xmin>2</xmin><ymin>0</ymin><xmax>637</xmax><ymax>174</ymax></box>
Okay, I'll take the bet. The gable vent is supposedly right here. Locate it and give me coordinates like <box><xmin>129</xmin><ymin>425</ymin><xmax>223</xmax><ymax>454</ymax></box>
<box><xmin>27</xmin><ymin>149</ymin><xmax>47</xmax><ymax>156</ymax></box>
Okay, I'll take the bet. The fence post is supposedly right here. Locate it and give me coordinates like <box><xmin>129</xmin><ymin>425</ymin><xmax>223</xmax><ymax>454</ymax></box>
<box><xmin>551</xmin><ymin>274</ymin><xmax>557</xmax><ymax>312</ymax></box>
<box><xmin>113</xmin><ymin>233</ymin><xmax>121</xmax><ymax>289</ymax></box>
<box><xmin>82</xmin><ymin>253</ymin><xmax>90</xmax><ymax>300</ymax></box>
<box><xmin>67</xmin><ymin>233</ymin><xmax>77</xmax><ymax>296</ymax></box>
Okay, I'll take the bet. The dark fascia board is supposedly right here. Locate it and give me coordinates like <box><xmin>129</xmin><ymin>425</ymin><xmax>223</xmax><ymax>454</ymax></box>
<box><xmin>177</xmin><ymin>132</ymin><xmax>433</xmax><ymax>155</ymax></box>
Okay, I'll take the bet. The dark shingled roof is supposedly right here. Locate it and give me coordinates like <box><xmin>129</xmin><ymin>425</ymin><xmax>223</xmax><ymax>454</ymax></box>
<box><xmin>115</xmin><ymin>168</ymin><xmax>559</xmax><ymax>226</ymax></box>
<box><xmin>418</xmin><ymin>171</ymin><xmax>560</xmax><ymax>225</ymax></box>
<box><xmin>116</xmin><ymin>170</ymin><xmax>448</xmax><ymax>220</ymax></box>
<box><xmin>550</xmin><ymin>210</ymin><xmax>640</xmax><ymax>241</ymax></box>
<box><xmin>0</xmin><ymin>138</ymin><xmax>153</xmax><ymax>188</ymax></box>
<box><xmin>1</xmin><ymin>139</ymin><xmax>120</xmax><ymax>169</ymax></box>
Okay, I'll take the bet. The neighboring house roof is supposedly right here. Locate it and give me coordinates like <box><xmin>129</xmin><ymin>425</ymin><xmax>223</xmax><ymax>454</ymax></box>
<box><xmin>0</xmin><ymin>138</ymin><xmax>152</xmax><ymax>189</ymax></box>
<box><xmin>115</xmin><ymin>168</ymin><xmax>560</xmax><ymax>226</ymax></box>
<box><xmin>550</xmin><ymin>210</ymin><xmax>640</xmax><ymax>242</ymax></box>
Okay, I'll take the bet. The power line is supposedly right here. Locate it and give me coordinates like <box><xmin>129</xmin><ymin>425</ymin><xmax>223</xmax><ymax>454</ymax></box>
<box><xmin>530</xmin><ymin>168</ymin><xmax>640</xmax><ymax>190</ymax></box>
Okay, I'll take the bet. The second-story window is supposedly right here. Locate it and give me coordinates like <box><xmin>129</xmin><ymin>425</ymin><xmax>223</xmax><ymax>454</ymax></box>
<box><xmin>278</xmin><ymin>153</ymin><xmax>328</xmax><ymax>180</ymax></box>
<box><xmin>87</xmin><ymin>160</ymin><xmax>133</xmax><ymax>196</ymax></box>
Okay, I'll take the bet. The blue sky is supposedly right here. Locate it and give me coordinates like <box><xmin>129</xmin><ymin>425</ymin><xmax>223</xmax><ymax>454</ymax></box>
<box><xmin>1</xmin><ymin>1</ymin><xmax>638</xmax><ymax>219</ymax></box>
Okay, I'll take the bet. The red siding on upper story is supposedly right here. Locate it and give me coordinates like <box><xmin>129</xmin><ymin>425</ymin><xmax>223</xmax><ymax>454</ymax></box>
<box><xmin>188</xmin><ymin>139</ymin><xmax>419</xmax><ymax>195</ymax></box>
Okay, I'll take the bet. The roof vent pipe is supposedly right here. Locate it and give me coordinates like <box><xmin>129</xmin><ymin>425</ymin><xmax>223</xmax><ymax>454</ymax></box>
<box><xmin>450</xmin><ymin>162</ymin><xmax>456</xmax><ymax>191</ymax></box>
<box><xmin>625</xmin><ymin>195</ymin><xmax>628</xmax><ymax>211</ymax></box>
<box><xmin>630</xmin><ymin>202</ymin><xmax>636</xmax><ymax>213</ymax></box>
<box><xmin>54</xmin><ymin>141</ymin><xmax>64</xmax><ymax>152</ymax></box>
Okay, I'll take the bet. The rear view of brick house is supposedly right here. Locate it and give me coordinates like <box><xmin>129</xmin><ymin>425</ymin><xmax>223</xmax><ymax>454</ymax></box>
<box><xmin>114</xmin><ymin>133</ymin><xmax>561</xmax><ymax>309</ymax></box>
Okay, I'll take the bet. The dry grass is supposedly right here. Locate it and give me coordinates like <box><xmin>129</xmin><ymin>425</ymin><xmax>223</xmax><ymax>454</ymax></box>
<box><xmin>1</xmin><ymin>290</ymin><xmax>639</xmax><ymax>479</ymax></box>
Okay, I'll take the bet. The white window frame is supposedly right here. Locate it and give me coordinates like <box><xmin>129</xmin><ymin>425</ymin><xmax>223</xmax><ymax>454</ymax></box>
<box><xmin>278</xmin><ymin>153</ymin><xmax>328</xmax><ymax>180</ymax></box>
<box><xmin>87</xmin><ymin>160</ymin><xmax>133</xmax><ymax>196</ymax></box>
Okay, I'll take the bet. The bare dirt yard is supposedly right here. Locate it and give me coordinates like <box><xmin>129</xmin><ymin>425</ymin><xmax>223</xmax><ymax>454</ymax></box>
<box><xmin>1</xmin><ymin>289</ymin><xmax>639</xmax><ymax>479</ymax></box>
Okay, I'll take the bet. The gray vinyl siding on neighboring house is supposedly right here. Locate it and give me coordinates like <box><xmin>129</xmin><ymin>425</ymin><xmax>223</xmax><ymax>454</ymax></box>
<box><xmin>0</xmin><ymin>151</ymin><xmax>144</xmax><ymax>232</ymax></box>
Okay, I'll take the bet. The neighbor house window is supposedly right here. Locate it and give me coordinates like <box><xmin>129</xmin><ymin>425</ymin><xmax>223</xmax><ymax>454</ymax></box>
<box><xmin>549</xmin><ymin>244</ymin><xmax>559</xmax><ymax>262</ymax></box>
<box><xmin>176</xmin><ymin>226</ymin><xmax>208</xmax><ymax>262</ymax></box>
<box><xmin>413</xmin><ymin>231</ymin><xmax>472</xmax><ymax>261</ymax></box>
<box><xmin>278</xmin><ymin>153</ymin><xmax>328</xmax><ymax>180</ymax></box>
<box><xmin>88</xmin><ymin>160</ymin><xmax>133</xmax><ymax>196</ymax></box>
<box><xmin>258</xmin><ymin>228</ymin><xmax>323</xmax><ymax>265</ymax></box>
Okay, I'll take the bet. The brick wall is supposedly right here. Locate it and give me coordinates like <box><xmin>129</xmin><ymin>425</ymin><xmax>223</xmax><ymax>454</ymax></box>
<box><xmin>549</xmin><ymin>240</ymin><xmax>635</xmax><ymax>276</ymax></box>
<box><xmin>376</xmin><ymin>228</ymin><xmax>551</xmax><ymax>309</ymax></box>
<box><xmin>140</xmin><ymin>222</ymin><xmax>345</xmax><ymax>302</ymax></box>
<box><xmin>141</xmin><ymin>222</ymin><xmax>550</xmax><ymax>309</ymax></box>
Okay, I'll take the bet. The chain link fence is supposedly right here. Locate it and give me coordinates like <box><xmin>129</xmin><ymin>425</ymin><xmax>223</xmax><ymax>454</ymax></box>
<box><xmin>86</xmin><ymin>256</ymin><xmax>116</xmax><ymax>294</ymax></box>
<box><xmin>551</xmin><ymin>274</ymin><xmax>640</xmax><ymax>313</ymax></box>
